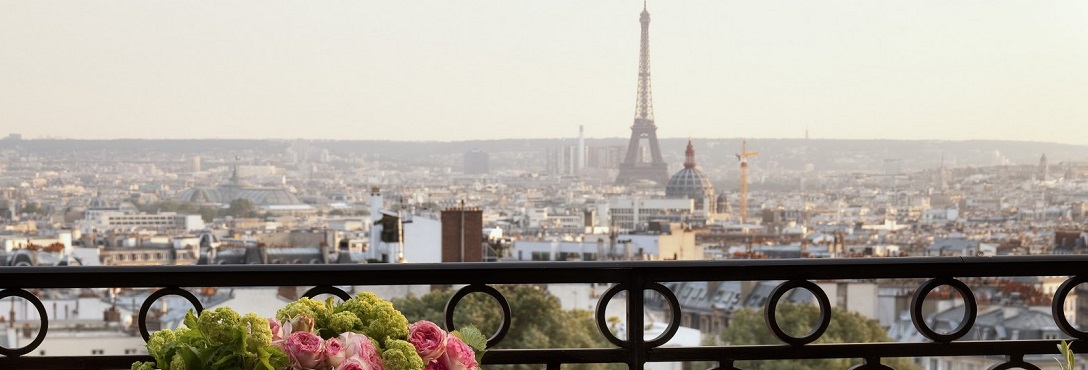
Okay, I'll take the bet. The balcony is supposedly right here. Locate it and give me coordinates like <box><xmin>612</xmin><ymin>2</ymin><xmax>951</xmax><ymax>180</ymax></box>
<box><xmin>0</xmin><ymin>256</ymin><xmax>1085</xmax><ymax>369</ymax></box>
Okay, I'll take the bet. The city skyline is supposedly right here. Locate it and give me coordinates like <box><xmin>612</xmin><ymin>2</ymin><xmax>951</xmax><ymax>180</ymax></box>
<box><xmin>2</xmin><ymin>1</ymin><xmax>1086</xmax><ymax>144</ymax></box>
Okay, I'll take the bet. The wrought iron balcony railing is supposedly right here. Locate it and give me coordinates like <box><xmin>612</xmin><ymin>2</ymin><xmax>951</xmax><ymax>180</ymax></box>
<box><xmin>0</xmin><ymin>256</ymin><xmax>1085</xmax><ymax>369</ymax></box>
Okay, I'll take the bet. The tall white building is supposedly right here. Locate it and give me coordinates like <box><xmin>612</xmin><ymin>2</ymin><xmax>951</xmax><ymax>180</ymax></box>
<box><xmin>607</xmin><ymin>197</ymin><xmax>693</xmax><ymax>231</ymax></box>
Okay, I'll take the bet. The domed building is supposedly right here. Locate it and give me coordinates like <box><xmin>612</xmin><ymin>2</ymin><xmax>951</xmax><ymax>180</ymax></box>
<box><xmin>175</xmin><ymin>166</ymin><xmax>311</xmax><ymax>214</ymax></box>
<box><xmin>665</xmin><ymin>140</ymin><xmax>716</xmax><ymax>215</ymax></box>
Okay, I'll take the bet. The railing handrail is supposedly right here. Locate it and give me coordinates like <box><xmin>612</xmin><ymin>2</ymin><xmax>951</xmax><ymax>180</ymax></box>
<box><xmin>3</xmin><ymin>256</ymin><xmax>1087</xmax><ymax>288</ymax></box>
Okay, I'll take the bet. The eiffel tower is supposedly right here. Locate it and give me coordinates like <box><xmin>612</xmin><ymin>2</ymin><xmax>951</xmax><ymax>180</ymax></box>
<box><xmin>616</xmin><ymin>2</ymin><xmax>668</xmax><ymax>185</ymax></box>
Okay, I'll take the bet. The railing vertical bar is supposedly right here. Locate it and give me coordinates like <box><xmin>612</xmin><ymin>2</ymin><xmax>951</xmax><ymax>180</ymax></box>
<box><xmin>627</xmin><ymin>266</ymin><xmax>647</xmax><ymax>370</ymax></box>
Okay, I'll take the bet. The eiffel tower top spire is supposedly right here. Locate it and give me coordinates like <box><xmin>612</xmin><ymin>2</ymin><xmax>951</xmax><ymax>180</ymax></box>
<box><xmin>635</xmin><ymin>0</ymin><xmax>654</xmax><ymax>122</ymax></box>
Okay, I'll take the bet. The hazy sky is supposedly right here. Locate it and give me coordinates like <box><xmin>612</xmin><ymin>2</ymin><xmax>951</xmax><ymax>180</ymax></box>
<box><xmin>2</xmin><ymin>1</ymin><xmax>1086</xmax><ymax>143</ymax></box>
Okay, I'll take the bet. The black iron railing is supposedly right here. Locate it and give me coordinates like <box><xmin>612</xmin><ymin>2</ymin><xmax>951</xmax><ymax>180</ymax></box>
<box><xmin>0</xmin><ymin>256</ymin><xmax>1086</xmax><ymax>369</ymax></box>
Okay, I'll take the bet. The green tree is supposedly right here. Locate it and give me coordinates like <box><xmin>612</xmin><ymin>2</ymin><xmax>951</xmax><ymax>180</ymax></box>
<box><xmin>198</xmin><ymin>206</ymin><xmax>218</xmax><ymax>222</ymax></box>
<box><xmin>718</xmin><ymin>304</ymin><xmax>921</xmax><ymax>370</ymax></box>
<box><xmin>139</xmin><ymin>201</ymin><xmax>217</xmax><ymax>222</ymax></box>
<box><xmin>392</xmin><ymin>285</ymin><xmax>623</xmax><ymax>370</ymax></box>
<box><xmin>18</xmin><ymin>202</ymin><xmax>45</xmax><ymax>215</ymax></box>
<box><xmin>225</xmin><ymin>198</ymin><xmax>259</xmax><ymax>218</ymax></box>
<box><xmin>143</xmin><ymin>200</ymin><xmax>199</xmax><ymax>214</ymax></box>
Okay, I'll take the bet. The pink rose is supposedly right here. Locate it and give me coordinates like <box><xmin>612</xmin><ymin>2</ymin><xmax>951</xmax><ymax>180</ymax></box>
<box><xmin>268</xmin><ymin>317</ymin><xmax>284</xmax><ymax>342</ymax></box>
<box><xmin>283</xmin><ymin>315</ymin><xmax>316</xmax><ymax>334</ymax></box>
<box><xmin>326</xmin><ymin>337</ymin><xmax>346</xmax><ymax>368</ymax></box>
<box><xmin>285</xmin><ymin>331</ymin><xmax>326</xmax><ymax>369</ymax></box>
<box><xmin>336</xmin><ymin>357</ymin><xmax>370</xmax><ymax>370</ymax></box>
<box><xmin>425</xmin><ymin>359</ymin><xmax>450</xmax><ymax>370</ymax></box>
<box><xmin>339</xmin><ymin>332</ymin><xmax>383</xmax><ymax>370</ymax></box>
<box><xmin>441</xmin><ymin>334</ymin><xmax>478</xmax><ymax>370</ymax></box>
<box><xmin>408</xmin><ymin>321</ymin><xmax>448</xmax><ymax>363</ymax></box>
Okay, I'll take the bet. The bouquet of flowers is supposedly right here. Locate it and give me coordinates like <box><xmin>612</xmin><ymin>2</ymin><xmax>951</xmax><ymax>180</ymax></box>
<box><xmin>132</xmin><ymin>292</ymin><xmax>486</xmax><ymax>370</ymax></box>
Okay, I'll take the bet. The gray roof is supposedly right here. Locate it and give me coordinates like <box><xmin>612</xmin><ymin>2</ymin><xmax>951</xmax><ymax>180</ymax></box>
<box><xmin>176</xmin><ymin>184</ymin><xmax>304</xmax><ymax>206</ymax></box>
<box><xmin>892</xmin><ymin>305</ymin><xmax>1070</xmax><ymax>342</ymax></box>
<box><xmin>650</xmin><ymin>280</ymin><xmax>821</xmax><ymax>321</ymax></box>
<box><xmin>743</xmin><ymin>281</ymin><xmax>814</xmax><ymax>308</ymax></box>
<box><xmin>925</xmin><ymin>238</ymin><xmax>979</xmax><ymax>251</ymax></box>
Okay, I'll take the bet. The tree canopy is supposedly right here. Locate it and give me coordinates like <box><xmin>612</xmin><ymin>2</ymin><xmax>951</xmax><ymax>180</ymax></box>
<box><xmin>719</xmin><ymin>304</ymin><xmax>921</xmax><ymax>370</ymax></box>
<box><xmin>140</xmin><ymin>200</ymin><xmax>219</xmax><ymax>222</ymax></box>
<box><xmin>391</xmin><ymin>285</ymin><xmax>623</xmax><ymax>370</ymax></box>
<box><xmin>225</xmin><ymin>198</ymin><xmax>259</xmax><ymax>218</ymax></box>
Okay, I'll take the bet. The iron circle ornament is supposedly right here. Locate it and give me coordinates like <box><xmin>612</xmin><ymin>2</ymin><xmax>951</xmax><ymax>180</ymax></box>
<box><xmin>0</xmin><ymin>288</ymin><xmax>48</xmax><ymax>357</ymax></box>
<box><xmin>846</xmin><ymin>358</ymin><xmax>895</xmax><ymax>370</ymax></box>
<box><xmin>138</xmin><ymin>287</ymin><xmax>204</xmax><ymax>342</ymax></box>
<box><xmin>592</xmin><ymin>282</ymin><xmax>682</xmax><ymax>348</ymax></box>
<box><xmin>643</xmin><ymin>282</ymin><xmax>682</xmax><ymax>347</ymax></box>
<box><xmin>910</xmin><ymin>277</ymin><xmax>977</xmax><ymax>343</ymax></box>
<box><xmin>444</xmin><ymin>284</ymin><xmax>512</xmax><ymax>348</ymax></box>
<box><xmin>1052</xmin><ymin>276</ymin><xmax>1088</xmax><ymax>340</ymax></box>
<box><xmin>302</xmin><ymin>286</ymin><xmax>352</xmax><ymax>302</ymax></box>
<box><xmin>764</xmin><ymin>279</ymin><xmax>832</xmax><ymax>346</ymax></box>
<box><xmin>987</xmin><ymin>355</ymin><xmax>1042</xmax><ymax>370</ymax></box>
<box><xmin>595</xmin><ymin>283</ymin><xmax>630</xmax><ymax>347</ymax></box>
<box><xmin>708</xmin><ymin>360</ymin><xmax>745</xmax><ymax>370</ymax></box>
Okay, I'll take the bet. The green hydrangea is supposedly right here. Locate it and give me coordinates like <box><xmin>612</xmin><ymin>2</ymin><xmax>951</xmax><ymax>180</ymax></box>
<box><xmin>146</xmin><ymin>329</ymin><xmax>176</xmax><ymax>364</ymax></box>
<box><xmin>381</xmin><ymin>339</ymin><xmax>425</xmax><ymax>370</ymax></box>
<box><xmin>335</xmin><ymin>292</ymin><xmax>409</xmax><ymax>346</ymax></box>
<box><xmin>197</xmin><ymin>307</ymin><xmax>244</xmax><ymax>347</ymax></box>
<box><xmin>276</xmin><ymin>297</ymin><xmax>331</xmax><ymax>327</ymax></box>
<box><xmin>326</xmin><ymin>310</ymin><xmax>363</xmax><ymax>335</ymax></box>
<box><xmin>131</xmin><ymin>361</ymin><xmax>156</xmax><ymax>370</ymax></box>
<box><xmin>169</xmin><ymin>352</ymin><xmax>188</xmax><ymax>370</ymax></box>
<box><xmin>133</xmin><ymin>308</ymin><xmax>288</xmax><ymax>370</ymax></box>
<box><xmin>241</xmin><ymin>313</ymin><xmax>273</xmax><ymax>352</ymax></box>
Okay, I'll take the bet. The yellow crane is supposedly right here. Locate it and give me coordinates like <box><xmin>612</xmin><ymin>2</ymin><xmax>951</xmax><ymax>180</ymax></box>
<box><xmin>736</xmin><ymin>140</ymin><xmax>758</xmax><ymax>224</ymax></box>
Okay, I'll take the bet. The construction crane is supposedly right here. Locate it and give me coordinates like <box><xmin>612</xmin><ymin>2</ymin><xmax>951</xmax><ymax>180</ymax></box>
<box><xmin>736</xmin><ymin>140</ymin><xmax>758</xmax><ymax>224</ymax></box>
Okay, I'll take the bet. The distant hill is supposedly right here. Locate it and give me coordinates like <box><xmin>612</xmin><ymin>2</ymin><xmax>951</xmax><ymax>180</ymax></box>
<box><xmin>2</xmin><ymin>138</ymin><xmax>1084</xmax><ymax>173</ymax></box>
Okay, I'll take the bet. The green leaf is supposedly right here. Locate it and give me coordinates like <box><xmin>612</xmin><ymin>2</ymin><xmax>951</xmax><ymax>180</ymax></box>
<box><xmin>156</xmin><ymin>341</ymin><xmax>178</xmax><ymax>369</ymax></box>
<box><xmin>263</xmin><ymin>345</ymin><xmax>289</xmax><ymax>370</ymax></box>
<box><xmin>254</xmin><ymin>346</ymin><xmax>275</xmax><ymax>370</ymax></box>
<box><xmin>212</xmin><ymin>352</ymin><xmax>235</xmax><ymax>368</ymax></box>
<box><xmin>183</xmin><ymin>310</ymin><xmax>199</xmax><ymax>331</ymax></box>
<box><xmin>452</xmin><ymin>325</ymin><xmax>489</xmax><ymax>352</ymax></box>
<box><xmin>232</xmin><ymin>325</ymin><xmax>248</xmax><ymax>353</ymax></box>
<box><xmin>1058</xmin><ymin>340</ymin><xmax>1075</xmax><ymax>370</ymax></box>
<box><xmin>174</xmin><ymin>344</ymin><xmax>202</xmax><ymax>369</ymax></box>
